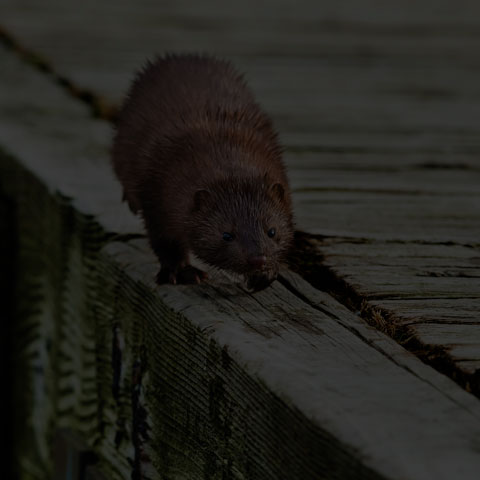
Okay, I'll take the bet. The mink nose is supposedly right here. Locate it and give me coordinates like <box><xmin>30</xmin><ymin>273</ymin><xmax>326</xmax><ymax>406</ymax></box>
<box><xmin>248</xmin><ymin>255</ymin><xmax>267</xmax><ymax>269</ymax></box>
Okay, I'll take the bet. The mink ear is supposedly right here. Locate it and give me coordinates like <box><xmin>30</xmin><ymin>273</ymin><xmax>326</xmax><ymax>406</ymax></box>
<box><xmin>269</xmin><ymin>183</ymin><xmax>285</xmax><ymax>202</ymax></box>
<box><xmin>193</xmin><ymin>189</ymin><xmax>211</xmax><ymax>211</ymax></box>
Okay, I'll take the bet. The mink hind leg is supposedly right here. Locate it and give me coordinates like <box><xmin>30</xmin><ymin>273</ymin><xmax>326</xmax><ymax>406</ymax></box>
<box><xmin>143</xmin><ymin>213</ymin><xmax>207</xmax><ymax>285</ymax></box>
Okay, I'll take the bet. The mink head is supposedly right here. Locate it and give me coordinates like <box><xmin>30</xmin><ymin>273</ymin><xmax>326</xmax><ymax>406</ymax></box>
<box><xmin>189</xmin><ymin>176</ymin><xmax>294</xmax><ymax>291</ymax></box>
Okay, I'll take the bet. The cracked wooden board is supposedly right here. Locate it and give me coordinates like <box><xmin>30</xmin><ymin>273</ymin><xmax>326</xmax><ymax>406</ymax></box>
<box><xmin>1</xmin><ymin>0</ymin><xmax>480</xmax><ymax>391</ymax></box>
<box><xmin>2</xmin><ymin>42</ymin><xmax>480</xmax><ymax>479</ymax></box>
<box><xmin>105</xmin><ymin>238</ymin><xmax>480</xmax><ymax>480</ymax></box>
<box><xmin>311</xmin><ymin>237</ymin><xmax>480</xmax><ymax>387</ymax></box>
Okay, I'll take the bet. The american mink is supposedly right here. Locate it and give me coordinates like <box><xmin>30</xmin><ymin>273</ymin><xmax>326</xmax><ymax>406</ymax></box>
<box><xmin>112</xmin><ymin>54</ymin><xmax>294</xmax><ymax>291</ymax></box>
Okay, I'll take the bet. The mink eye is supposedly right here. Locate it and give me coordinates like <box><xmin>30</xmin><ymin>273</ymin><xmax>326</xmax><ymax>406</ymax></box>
<box><xmin>223</xmin><ymin>232</ymin><xmax>234</xmax><ymax>241</ymax></box>
<box><xmin>267</xmin><ymin>227</ymin><xmax>276</xmax><ymax>238</ymax></box>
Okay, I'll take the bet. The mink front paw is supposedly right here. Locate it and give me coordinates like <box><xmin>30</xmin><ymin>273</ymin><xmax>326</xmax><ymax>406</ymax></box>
<box><xmin>156</xmin><ymin>265</ymin><xmax>207</xmax><ymax>285</ymax></box>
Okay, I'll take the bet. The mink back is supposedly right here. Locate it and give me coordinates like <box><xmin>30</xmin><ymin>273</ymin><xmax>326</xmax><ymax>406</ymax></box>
<box><xmin>112</xmin><ymin>54</ymin><xmax>289</xmax><ymax>216</ymax></box>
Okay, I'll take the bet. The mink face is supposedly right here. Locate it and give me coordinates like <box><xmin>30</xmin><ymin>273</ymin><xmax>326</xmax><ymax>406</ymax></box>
<box><xmin>189</xmin><ymin>177</ymin><xmax>294</xmax><ymax>290</ymax></box>
<box><xmin>112</xmin><ymin>53</ymin><xmax>294</xmax><ymax>291</ymax></box>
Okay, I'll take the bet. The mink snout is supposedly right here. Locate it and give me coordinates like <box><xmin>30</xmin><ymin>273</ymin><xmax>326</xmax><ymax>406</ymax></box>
<box><xmin>248</xmin><ymin>255</ymin><xmax>268</xmax><ymax>269</ymax></box>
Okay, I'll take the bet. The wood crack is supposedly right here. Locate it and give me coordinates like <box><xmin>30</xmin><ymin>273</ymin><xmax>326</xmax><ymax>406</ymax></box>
<box><xmin>289</xmin><ymin>231</ymin><xmax>480</xmax><ymax>398</ymax></box>
<box><xmin>277</xmin><ymin>271</ymin><xmax>480</xmax><ymax>416</ymax></box>
<box><xmin>0</xmin><ymin>25</ymin><xmax>118</xmax><ymax>122</ymax></box>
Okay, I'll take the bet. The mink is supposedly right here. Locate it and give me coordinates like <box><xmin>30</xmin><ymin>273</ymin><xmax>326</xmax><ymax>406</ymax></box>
<box><xmin>112</xmin><ymin>54</ymin><xmax>294</xmax><ymax>291</ymax></box>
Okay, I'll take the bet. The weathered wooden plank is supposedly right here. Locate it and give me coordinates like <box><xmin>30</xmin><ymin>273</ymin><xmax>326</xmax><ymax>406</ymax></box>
<box><xmin>3</xmin><ymin>0</ymin><xmax>480</xmax><ymax>136</ymax></box>
<box><xmin>2</xmin><ymin>0</ymin><xmax>480</xmax><ymax>473</ymax></box>
<box><xmin>307</xmin><ymin>236</ymin><xmax>480</xmax><ymax>386</ymax></box>
<box><xmin>294</xmin><ymin>194</ymin><xmax>480</xmax><ymax>243</ymax></box>
<box><xmin>287</xmin><ymin>155</ymin><xmax>480</xmax><ymax>196</ymax></box>
<box><xmin>2</xmin><ymin>150</ymin><xmax>392</xmax><ymax>479</ymax></box>
<box><xmin>0</xmin><ymin>46</ymin><xmax>141</xmax><ymax>237</ymax></box>
<box><xmin>334</xmin><ymin>272</ymin><xmax>478</xmax><ymax>299</ymax></box>
<box><xmin>1</xmin><ymin>0</ymin><xmax>479</xmax><ymax>308</ymax></box>
<box><xmin>2</xmin><ymin>42</ymin><xmax>480</xmax><ymax>480</ymax></box>
<box><xmin>318</xmin><ymin>240</ymin><xmax>480</xmax><ymax>310</ymax></box>
<box><xmin>107</xmin><ymin>238</ymin><xmax>480</xmax><ymax>480</ymax></box>
<box><xmin>411</xmin><ymin>324</ymin><xmax>480</xmax><ymax>359</ymax></box>
<box><xmin>374</xmin><ymin>299</ymin><xmax>480</xmax><ymax>323</ymax></box>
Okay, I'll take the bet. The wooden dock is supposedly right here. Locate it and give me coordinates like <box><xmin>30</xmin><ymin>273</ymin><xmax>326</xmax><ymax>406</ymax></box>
<box><xmin>1</xmin><ymin>1</ymin><xmax>479</xmax><ymax>479</ymax></box>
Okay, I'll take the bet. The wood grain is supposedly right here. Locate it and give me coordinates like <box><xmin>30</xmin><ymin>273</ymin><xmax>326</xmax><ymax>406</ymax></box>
<box><xmin>0</xmin><ymin>0</ymin><xmax>478</xmax><ymax>387</ymax></box>
<box><xmin>2</xmin><ymin>44</ymin><xmax>480</xmax><ymax>479</ymax></box>
<box><xmin>2</xmin><ymin>1</ymin><xmax>480</xmax><ymax>477</ymax></box>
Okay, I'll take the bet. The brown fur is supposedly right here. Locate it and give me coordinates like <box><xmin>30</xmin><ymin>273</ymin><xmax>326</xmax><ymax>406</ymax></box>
<box><xmin>112</xmin><ymin>53</ymin><xmax>294</xmax><ymax>290</ymax></box>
